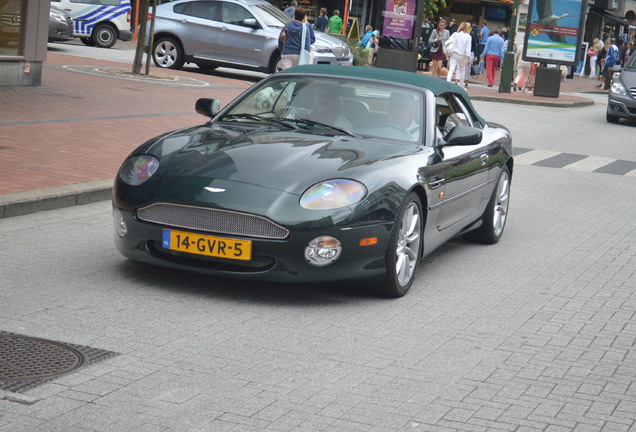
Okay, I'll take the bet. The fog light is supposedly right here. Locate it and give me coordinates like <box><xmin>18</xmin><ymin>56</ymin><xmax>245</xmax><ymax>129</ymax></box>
<box><xmin>304</xmin><ymin>236</ymin><xmax>341</xmax><ymax>267</ymax></box>
<box><xmin>113</xmin><ymin>207</ymin><xmax>127</xmax><ymax>237</ymax></box>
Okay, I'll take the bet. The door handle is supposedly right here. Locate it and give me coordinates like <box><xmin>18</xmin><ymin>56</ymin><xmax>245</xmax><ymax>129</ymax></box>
<box><xmin>429</xmin><ymin>178</ymin><xmax>445</xmax><ymax>189</ymax></box>
<box><xmin>480</xmin><ymin>154</ymin><xmax>489</xmax><ymax>166</ymax></box>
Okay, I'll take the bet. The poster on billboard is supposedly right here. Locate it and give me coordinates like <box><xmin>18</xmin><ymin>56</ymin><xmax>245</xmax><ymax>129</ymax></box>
<box><xmin>522</xmin><ymin>0</ymin><xmax>587</xmax><ymax>66</ymax></box>
<box><xmin>382</xmin><ymin>0</ymin><xmax>417</xmax><ymax>40</ymax></box>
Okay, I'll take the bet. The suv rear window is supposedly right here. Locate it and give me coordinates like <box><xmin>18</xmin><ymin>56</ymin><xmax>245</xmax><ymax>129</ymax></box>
<box><xmin>174</xmin><ymin>1</ymin><xmax>218</xmax><ymax>20</ymax></box>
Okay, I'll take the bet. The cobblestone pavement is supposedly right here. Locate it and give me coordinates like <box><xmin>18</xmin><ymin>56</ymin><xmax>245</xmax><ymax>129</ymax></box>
<box><xmin>0</xmin><ymin>162</ymin><xmax>635</xmax><ymax>431</ymax></box>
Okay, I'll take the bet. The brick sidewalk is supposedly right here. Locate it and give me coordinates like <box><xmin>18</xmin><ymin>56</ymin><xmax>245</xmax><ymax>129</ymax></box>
<box><xmin>0</xmin><ymin>54</ymin><xmax>602</xmax><ymax>218</ymax></box>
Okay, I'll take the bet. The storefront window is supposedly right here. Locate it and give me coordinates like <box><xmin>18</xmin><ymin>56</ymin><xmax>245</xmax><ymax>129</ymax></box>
<box><xmin>0</xmin><ymin>0</ymin><xmax>24</xmax><ymax>56</ymax></box>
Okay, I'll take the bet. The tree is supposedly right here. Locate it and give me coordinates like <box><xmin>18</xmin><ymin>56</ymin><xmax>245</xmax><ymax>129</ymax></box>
<box><xmin>131</xmin><ymin>0</ymin><xmax>157</xmax><ymax>75</ymax></box>
<box><xmin>424</xmin><ymin>0</ymin><xmax>447</xmax><ymax>20</ymax></box>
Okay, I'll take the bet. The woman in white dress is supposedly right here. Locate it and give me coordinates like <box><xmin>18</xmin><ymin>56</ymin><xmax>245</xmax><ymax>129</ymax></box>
<box><xmin>446</xmin><ymin>22</ymin><xmax>472</xmax><ymax>87</ymax></box>
<box><xmin>588</xmin><ymin>38</ymin><xmax>601</xmax><ymax>79</ymax></box>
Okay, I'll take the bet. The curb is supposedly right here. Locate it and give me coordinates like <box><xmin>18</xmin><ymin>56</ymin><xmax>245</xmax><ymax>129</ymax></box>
<box><xmin>470</xmin><ymin>95</ymin><xmax>596</xmax><ymax>107</ymax></box>
<box><xmin>0</xmin><ymin>179</ymin><xmax>113</xmax><ymax>219</ymax></box>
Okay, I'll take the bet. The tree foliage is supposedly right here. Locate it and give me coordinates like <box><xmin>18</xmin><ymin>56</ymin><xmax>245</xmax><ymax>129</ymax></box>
<box><xmin>423</xmin><ymin>0</ymin><xmax>448</xmax><ymax>21</ymax></box>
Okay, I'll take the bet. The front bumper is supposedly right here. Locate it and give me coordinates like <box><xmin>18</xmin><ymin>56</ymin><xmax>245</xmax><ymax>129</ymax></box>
<box><xmin>49</xmin><ymin>22</ymin><xmax>74</xmax><ymax>42</ymax></box>
<box><xmin>607</xmin><ymin>93</ymin><xmax>636</xmax><ymax>119</ymax></box>
<box><xmin>113</xmin><ymin>206</ymin><xmax>393</xmax><ymax>285</ymax></box>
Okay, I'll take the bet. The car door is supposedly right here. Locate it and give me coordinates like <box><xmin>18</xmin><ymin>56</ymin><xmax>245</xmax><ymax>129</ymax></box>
<box><xmin>171</xmin><ymin>0</ymin><xmax>219</xmax><ymax>60</ymax></box>
<box><xmin>216</xmin><ymin>2</ymin><xmax>266</xmax><ymax>67</ymax></box>
<box><xmin>434</xmin><ymin>94</ymin><xmax>491</xmax><ymax>231</ymax></box>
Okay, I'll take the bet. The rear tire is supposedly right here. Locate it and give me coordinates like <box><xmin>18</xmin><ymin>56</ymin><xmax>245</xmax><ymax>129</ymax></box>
<box><xmin>92</xmin><ymin>24</ymin><xmax>117</xmax><ymax>48</ymax></box>
<box><xmin>464</xmin><ymin>166</ymin><xmax>510</xmax><ymax>244</ymax></box>
<box><xmin>380</xmin><ymin>192</ymin><xmax>423</xmax><ymax>298</ymax></box>
<box><xmin>153</xmin><ymin>37</ymin><xmax>185</xmax><ymax>70</ymax></box>
<box><xmin>269</xmin><ymin>52</ymin><xmax>282</xmax><ymax>74</ymax></box>
<box><xmin>606</xmin><ymin>110</ymin><xmax>620</xmax><ymax>124</ymax></box>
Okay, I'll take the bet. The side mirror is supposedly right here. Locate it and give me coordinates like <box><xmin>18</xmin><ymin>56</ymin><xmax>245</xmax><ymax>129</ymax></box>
<box><xmin>243</xmin><ymin>18</ymin><xmax>259</xmax><ymax>29</ymax></box>
<box><xmin>443</xmin><ymin>126</ymin><xmax>482</xmax><ymax>146</ymax></box>
<box><xmin>195</xmin><ymin>98</ymin><xmax>221</xmax><ymax>118</ymax></box>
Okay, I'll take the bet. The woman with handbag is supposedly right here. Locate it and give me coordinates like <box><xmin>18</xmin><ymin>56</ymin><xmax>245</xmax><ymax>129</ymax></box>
<box><xmin>446</xmin><ymin>22</ymin><xmax>472</xmax><ymax>87</ymax></box>
<box><xmin>587</xmin><ymin>38</ymin><xmax>600</xmax><ymax>79</ymax></box>
<box><xmin>278</xmin><ymin>8</ymin><xmax>315</xmax><ymax>70</ymax></box>
<box><xmin>428</xmin><ymin>19</ymin><xmax>450</xmax><ymax>78</ymax></box>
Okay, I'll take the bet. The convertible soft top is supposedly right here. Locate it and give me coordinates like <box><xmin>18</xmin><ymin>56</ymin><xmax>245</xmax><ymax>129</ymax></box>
<box><xmin>278</xmin><ymin>64</ymin><xmax>464</xmax><ymax>96</ymax></box>
<box><xmin>278</xmin><ymin>65</ymin><xmax>486</xmax><ymax>125</ymax></box>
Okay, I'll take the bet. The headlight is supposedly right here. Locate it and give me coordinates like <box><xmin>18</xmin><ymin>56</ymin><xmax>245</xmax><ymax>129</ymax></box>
<box><xmin>118</xmin><ymin>155</ymin><xmax>159</xmax><ymax>186</ymax></box>
<box><xmin>610</xmin><ymin>81</ymin><xmax>627</xmax><ymax>96</ymax></box>
<box><xmin>300</xmin><ymin>179</ymin><xmax>366</xmax><ymax>210</ymax></box>
<box><xmin>50</xmin><ymin>12</ymin><xmax>66</xmax><ymax>23</ymax></box>
<box><xmin>313</xmin><ymin>45</ymin><xmax>333</xmax><ymax>54</ymax></box>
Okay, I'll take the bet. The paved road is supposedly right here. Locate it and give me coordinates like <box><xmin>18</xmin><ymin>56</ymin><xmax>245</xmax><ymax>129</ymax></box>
<box><xmin>1</xmin><ymin>98</ymin><xmax>635</xmax><ymax>430</ymax></box>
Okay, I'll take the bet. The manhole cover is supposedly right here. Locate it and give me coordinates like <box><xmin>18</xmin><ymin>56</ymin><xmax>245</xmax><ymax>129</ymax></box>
<box><xmin>0</xmin><ymin>332</ymin><xmax>118</xmax><ymax>393</ymax></box>
<box><xmin>0</xmin><ymin>334</ymin><xmax>85</xmax><ymax>380</ymax></box>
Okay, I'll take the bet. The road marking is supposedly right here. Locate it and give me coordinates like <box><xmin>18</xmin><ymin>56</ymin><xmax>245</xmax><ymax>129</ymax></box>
<box><xmin>514</xmin><ymin>150</ymin><xmax>561</xmax><ymax>165</ymax></box>
<box><xmin>515</xmin><ymin>147</ymin><xmax>636</xmax><ymax>177</ymax></box>
<box><xmin>563</xmin><ymin>156</ymin><xmax>617</xmax><ymax>172</ymax></box>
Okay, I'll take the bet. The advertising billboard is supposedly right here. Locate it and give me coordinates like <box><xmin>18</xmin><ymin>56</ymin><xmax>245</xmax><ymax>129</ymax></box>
<box><xmin>522</xmin><ymin>0</ymin><xmax>587</xmax><ymax>66</ymax></box>
<box><xmin>382</xmin><ymin>0</ymin><xmax>417</xmax><ymax>40</ymax></box>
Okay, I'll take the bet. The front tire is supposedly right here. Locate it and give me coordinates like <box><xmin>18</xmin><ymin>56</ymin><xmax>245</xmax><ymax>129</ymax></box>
<box><xmin>465</xmin><ymin>166</ymin><xmax>510</xmax><ymax>244</ymax></box>
<box><xmin>606</xmin><ymin>110</ymin><xmax>620</xmax><ymax>124</ymax></box>
<box><xmin>153</xmin><ymin>37</ymin><xmax>185</xmax><ymax>70</ymax></box>
<box><xmin>380</xmin><ymin>192</ymin><xmax>423</xmax><ymax>298</ymax></box>
<box><xmin>92</xmin><ymin>24</ymin><xmax>117</xmax><ymax>48</ymax></box>
<box><xmin>80</xmin><ymin>37</ymin><xmax>95</xmax><ymax>46</ymax></box>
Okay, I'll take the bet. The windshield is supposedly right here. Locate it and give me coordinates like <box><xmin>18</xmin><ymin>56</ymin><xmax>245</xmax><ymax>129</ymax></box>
<box><xmin>626</xmin><ymin>51</ymin><xmax>636</xmax><ymax>69</ymax></box>
<box><xmin>252</xmin><ymin>4</ymin><xmax>289</xmax><ymax>28</ymax></box>
<box><xmin>222</xmin><ymin>76</ymin><xmax>424</xmax><ymax>143</ymax></box>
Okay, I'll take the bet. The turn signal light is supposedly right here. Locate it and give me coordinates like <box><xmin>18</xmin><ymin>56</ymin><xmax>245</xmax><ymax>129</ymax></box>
<box><xmin>359</xmin><ymin>237</ymin><xmax>378</xmax><ymax>246</ymax></box>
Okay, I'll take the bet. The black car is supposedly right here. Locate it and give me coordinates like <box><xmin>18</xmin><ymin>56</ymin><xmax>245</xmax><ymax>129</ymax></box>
<box><xmin>112</xmin><ymin>65</ymin><xmax>513</xmax><ymax>297</ymax></box>
<box><xmin>49</xmin><ymin>5</ymin><xmax>73</xmax><ymax>43</ymax></box>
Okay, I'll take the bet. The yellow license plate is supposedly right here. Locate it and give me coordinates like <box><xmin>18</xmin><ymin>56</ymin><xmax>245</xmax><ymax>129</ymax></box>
<box><xmin>162</xmin><ymin>229</ymin><xmax>252</xmax><ymax>261</ymax></box>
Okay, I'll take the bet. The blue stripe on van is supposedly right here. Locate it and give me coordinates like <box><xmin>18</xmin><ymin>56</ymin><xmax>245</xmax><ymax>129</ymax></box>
<box><xmin>73</xmin><ymin>2</ymin><xmax>130</xmax><ymax>36</ymax></box>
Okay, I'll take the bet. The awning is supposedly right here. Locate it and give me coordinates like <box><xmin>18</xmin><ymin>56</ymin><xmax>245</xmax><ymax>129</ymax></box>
<box><xmin>589</xmin><ymin>9</ymin><xmax>632</xmax><ymax>27</ymax></box>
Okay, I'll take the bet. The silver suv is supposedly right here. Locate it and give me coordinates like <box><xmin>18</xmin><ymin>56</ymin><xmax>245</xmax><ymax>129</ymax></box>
<box><xmin>607</xmin><ymin>51</ymin><xmax>636</xmax><ymax>124</ymax></box>
<box><xmin>151</xmin><ymin>0</ymin><xmax>353</xmax><ymax>73</ymax></box>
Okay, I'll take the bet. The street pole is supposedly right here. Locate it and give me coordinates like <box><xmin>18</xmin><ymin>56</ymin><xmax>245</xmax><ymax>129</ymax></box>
<box><xmin>498</xmin><ymin>0</ymin><xmax>521</xmax><ymax>93</ymax></box>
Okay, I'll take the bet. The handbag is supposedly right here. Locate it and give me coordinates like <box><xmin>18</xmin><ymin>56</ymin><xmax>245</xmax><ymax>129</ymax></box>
<box><xmin>298</xmin><ymin>23</ymin><xmax>312</xmax><ymax>65</ymax></box>
<box><xmin>470</xmin><ymin>63</ymin><xmax>481</xmax><ymax>76</ymax></box>
<box><xmin>443</xmin><ymin>33</ymin><xmax>456</xmax><ymax>57</ymax></box>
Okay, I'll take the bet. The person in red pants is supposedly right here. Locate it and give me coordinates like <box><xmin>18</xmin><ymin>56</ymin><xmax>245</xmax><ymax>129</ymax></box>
<box><xmin>479</xmin><ymin>28</ymin><xmax>505</xmax><ymax>87</ymax></box>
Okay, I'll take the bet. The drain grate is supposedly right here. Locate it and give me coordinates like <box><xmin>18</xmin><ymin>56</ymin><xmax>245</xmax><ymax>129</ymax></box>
<box><xmin>0</xmin><ymin>332</ymin><xmax>118</xmax><ymax>393</ymax></box>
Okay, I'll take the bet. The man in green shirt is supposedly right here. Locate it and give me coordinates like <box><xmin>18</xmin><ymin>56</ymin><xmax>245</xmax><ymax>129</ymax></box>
<box><xmin>326</xmin><ymin>9</ymin><xmax>342</xmax><ymax>34</ymax></box>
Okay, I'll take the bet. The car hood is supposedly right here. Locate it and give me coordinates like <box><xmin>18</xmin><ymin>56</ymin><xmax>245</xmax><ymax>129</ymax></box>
<box><xmin>619</xmin><ymin>68</ymin><xmax>636</xmax><ymax>88</ymax></box>
<box><xmin>147</xmin><ymin>125</ymin><xmax>416</xmax><ymax>195</ymax></box>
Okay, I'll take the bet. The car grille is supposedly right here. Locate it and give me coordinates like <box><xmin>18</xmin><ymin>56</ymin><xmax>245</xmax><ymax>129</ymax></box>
<box><xmin>333</xmin><ymin>45</ymin><xmax>351</xmax><ymax>59</ymax></box>
<box><xmin>630</xmin><ymin>87</ymin><xmax>636</xmax><ymax>99</ymax></box>
<box><xmin>136</xmin><ymin>203</ymin><xmax>289</xmax><ymax>239</ymax></box>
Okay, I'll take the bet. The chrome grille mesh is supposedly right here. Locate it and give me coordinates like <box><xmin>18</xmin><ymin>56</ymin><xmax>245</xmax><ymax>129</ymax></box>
<box><xmin>137</xmin><ymin>204</ymin><xmax>289</xmax><ymax>239</ymax></box>
<box><xmin>630</xmin><ymin>87</ymin><xmax>636</xmax><ymax>99</ymax></box>
<box><xmin>333</xmin><ymin>46</ymin><xmax>351</xmax><ymax>59</ymax></box>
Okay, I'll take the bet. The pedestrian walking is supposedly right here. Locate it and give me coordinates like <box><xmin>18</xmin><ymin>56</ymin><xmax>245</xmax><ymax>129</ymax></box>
<box><xmin>326</xmin><ymin>9</ymin><xmax>342</xmax><ymax>35</ymax></box>
<box><xmin>278</xmin><ymin>8</ymin><xmax>315</xmax><ymax>70</ymax></box>
<box><xmin>480</xmin><ymin>28</ymin><xmax>504</xmax><ymax>87</ymax></box>
<box><xmin>283</xmin><ymin>1</ymin><xmax>297</xmax><ymax>19</ymax></box>
<box><xmin>446</xmin><ymin>21</ymin><xmax>472</xmax><ymax>88</ymax></box>
<box><xmin>314</xmin><ymin>7</ymin><xmax>328</xmax><ymax>32</ymax></box>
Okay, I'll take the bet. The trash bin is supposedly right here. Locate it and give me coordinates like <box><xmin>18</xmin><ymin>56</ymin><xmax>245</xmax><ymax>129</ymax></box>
<box><xmin>533</xmin><ymin>67</ymin><xmax>561</xmax><ymax>98</ymax></box>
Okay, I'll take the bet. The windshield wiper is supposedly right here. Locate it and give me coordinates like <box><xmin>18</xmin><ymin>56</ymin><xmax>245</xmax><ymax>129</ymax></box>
<box><xmin>282</xmin><ymin>118</ymin><xmax>356</xmax><ymax>137</ymax></box>
<box><xmin>222</xmin><ymin>113</ymin><xmax>298</xmax><ymax>130</ymax></box>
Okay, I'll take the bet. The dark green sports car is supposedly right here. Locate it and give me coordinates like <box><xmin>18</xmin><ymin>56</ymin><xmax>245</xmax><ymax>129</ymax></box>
<box><xmin>113</xmin><ymin>65</ymin><xmax>513</xmax><ymax>297</ymax></box>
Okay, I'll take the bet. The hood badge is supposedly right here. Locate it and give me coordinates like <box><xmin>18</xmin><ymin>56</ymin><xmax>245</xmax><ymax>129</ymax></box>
<box><xmin>205</xmin><ymin>187</ymin><xmax>226</xmax><ymax>193</ymax></box>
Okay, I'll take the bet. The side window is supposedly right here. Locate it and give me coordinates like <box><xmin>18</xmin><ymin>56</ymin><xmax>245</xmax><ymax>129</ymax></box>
<box><xmin>221</xmin><ymin>3</ymin><xmax>253</xmax><ymax>26</ymax></box>
<box><xmin>185</xmin><ymin>1</ymin><xmax>218</xmax><ymax>20</ymax></box>
<box><xmin>435</xmin><ymin>94</ymin><xmax>475</xmax><ymax>134</ymax></box>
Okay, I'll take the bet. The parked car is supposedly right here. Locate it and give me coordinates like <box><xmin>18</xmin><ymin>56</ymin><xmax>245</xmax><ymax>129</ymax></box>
<box><xmin>607</xmin><ymin>51</ymin><xmax>636</xmax><ymax>123</ymax></box>
<box><xmin>49</xmin><ymin>5</ymin><xmax>73</xmax><ymax>43</ymax></box>
<box><xmin>51</xmin><ymin>0</ymin><xmax>133</xmax><ymax>48</ymax></box>
<box><xmin>112</xmin><ymin>65</ymin><xmax>513</xmax><ymax>297</ymax></box>
<box><xmin>149</xmin><ymin>0</ymin><xmax>353</xmax><ymax>74</ymax></box>
<box><xmin>0</xmin><ymin>0</ymin><xmax>21</xmax><ymax>47</ymax></box>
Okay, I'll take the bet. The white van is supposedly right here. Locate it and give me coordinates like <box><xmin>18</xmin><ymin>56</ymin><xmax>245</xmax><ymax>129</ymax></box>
<box><xmin>51</xmin><ymin>0</ymin><xmax>133</xmax><ymax>48</ymax></box>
